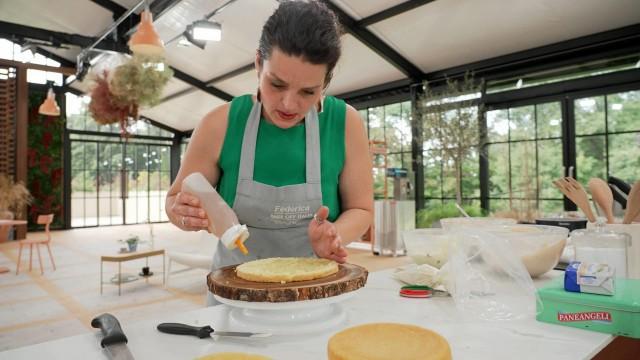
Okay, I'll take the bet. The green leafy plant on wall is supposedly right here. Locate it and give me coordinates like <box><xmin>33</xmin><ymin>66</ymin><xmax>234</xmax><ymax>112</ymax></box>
<box><xmin>27</xmin><ymin>90</ymin><xmax>65</xmax><ymax>230</ymax></box>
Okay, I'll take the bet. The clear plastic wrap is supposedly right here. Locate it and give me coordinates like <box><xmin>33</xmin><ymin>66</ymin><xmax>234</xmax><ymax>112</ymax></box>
<box><xmin>445</xmin><ymin>229</ymin><xmax>542</xmax><ymax>321</ymax></box>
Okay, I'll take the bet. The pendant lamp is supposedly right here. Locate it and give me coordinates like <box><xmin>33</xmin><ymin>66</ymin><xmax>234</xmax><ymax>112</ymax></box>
<box><xmin>38</xmin><ymin>88</ymin><xmax>60</xmax><ymax>116</ymax></box>
<box><xmin>128</xmin><ymin>10</ymin><xmax>165</xmax><ymax>56</ymax></box>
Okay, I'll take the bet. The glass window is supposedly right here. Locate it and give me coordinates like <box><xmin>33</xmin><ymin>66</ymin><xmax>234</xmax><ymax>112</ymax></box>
<box><xmin>361</xmin><ymin>101</ymin><xmax>413</xmax><ymax>199</ymax></box>
<box><xmin>537</xmin><ymin>102</ymin><xmax>562</xmax><ymax>138</ymax></box>
<box><xmin>537</xmin><ymin>139</ymin><xmax>563</xmax><ymax>199</ymax></box>
<box><xmin>486</xmin><ymin>101</ymin><xmax>564</xmax><ymax>215</ymax></box>
<box><xmin>487</xmin><ymin>109</ymin><xmax>508</xmax><ymax>142</ymax></box>
<box><xmin>573</xmin><ymin>89</ymin><xmax>640</xmax><ymax>195</ymax></box>
<box><xmin>576</xmin><ymin>136</ymin><xmax>606</xmax><ymax>181</ymax></box>
<box><xmin>69</xmin><ymin>139</ymin><xmax>171</xmax><ymax>227</ymax></box>
<box><xmin>487</xmin><ymin>143</ymin><xmax>509</xmax><ymax>198</ymax></box>
<box><xmin>607</xmin><ymin>90</ymin><xmax>640</xmax><ymax>132</ymax></box>
<box><xmin>441</xmin><ymin>158</ymin><xmax>457</xmax><ymax>199</ymax></box>
<box><xmin>608</xmin><ymin>133</ymin><xmax>640</xmax><ymax>184</ymax></box>
<box><xmin>421</xmin><ymin>102</ymin><xmax>480</xmax><ymax>204</ymax></box>
<box><xmin>0</xmin><ymin>38</ymin><xmax>64</xmax><ymax>85</ymax></box>
<box><xmin>65</xmin><ymin>93</ymin><xmax>174</xmax><ymax>138</ymax></box>
<box><xmin>510</xmin><ymin>141</ymin><xmax>537</xmax><ymax>199</ymax></box>
<box><xmin>509</xmin><ymin>105</ymin><xmax>535</xmax><ymax>141</ymax></box>
<box><xmin>575</xmin><ymin>96</ymin><xmax>605</xmax><ymax>135</ymax></box>
<box><xmin>385</xmin><ymin>103</ymin><xmax>410</xmax><ymax>153</ymax></box>
<box><xmin>462</xmin><ymin>147</ymin><xmax>480</xmax><ymax>198</ymax></box>
<box><xmin>367</xmin><ymin>106</ymin><xmax>385</xmax><ymax>142</ymax></box>
<box><xmin>424</xmin><ymin>150</ymin><xmax>442</xmax><ymax>199</ymax></box>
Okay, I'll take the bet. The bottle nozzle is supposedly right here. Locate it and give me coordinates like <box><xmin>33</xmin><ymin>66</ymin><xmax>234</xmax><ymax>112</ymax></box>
<box><xmin>235</xmin><ymin>237</ymin><xmax>249</xmax><ymax>255</ymax></box>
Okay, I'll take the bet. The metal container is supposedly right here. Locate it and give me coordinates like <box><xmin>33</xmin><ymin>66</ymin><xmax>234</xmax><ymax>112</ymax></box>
<box><xmin>372</xmin><ymin>200</ymin><xmax>412</xmax><ymax>256</ymax></box>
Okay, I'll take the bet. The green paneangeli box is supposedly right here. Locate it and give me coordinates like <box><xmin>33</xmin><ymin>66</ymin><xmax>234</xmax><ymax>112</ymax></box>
<box><xmin>536</xmin><ymin>277</ymin><xmax>640</xmax><ymax>338</ymax></box>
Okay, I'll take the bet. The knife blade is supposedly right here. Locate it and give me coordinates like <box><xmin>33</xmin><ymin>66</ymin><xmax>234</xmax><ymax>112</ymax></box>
<box><xmin>157</xmin><ymin>323</ymin><xmax>272</xmax><ymax>339</ymax></box>
<box><xmin>91</xmin><ymin>313</ymin><xmax>135</xmax><ymax>360</ymax></box>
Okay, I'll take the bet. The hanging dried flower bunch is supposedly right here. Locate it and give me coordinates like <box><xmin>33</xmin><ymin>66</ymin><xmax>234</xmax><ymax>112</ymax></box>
<box><xmin>88</xmin><ymin>70</ymin><xmax>131</xmax><ymax>129</ymax></box>
<box><xmin>87</xmin><ymin>54</ymin><xmax>173</xmax><ymax>136</ymax></box>
<box><xmin>110</xmin><ymin>54</ymin><xmax>173</xmax><ymax>108</ymax></box>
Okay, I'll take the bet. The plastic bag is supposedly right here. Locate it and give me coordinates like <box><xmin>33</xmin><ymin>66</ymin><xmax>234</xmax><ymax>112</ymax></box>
<box><xmin>445</xmin><ymin>229</ymin><xmax>541</xmax><ymax>321</ymax></box>
<box><xmin>392</xmin><ymin>263</ymin><xmax>449</xmax><ymax>292</ymax></box>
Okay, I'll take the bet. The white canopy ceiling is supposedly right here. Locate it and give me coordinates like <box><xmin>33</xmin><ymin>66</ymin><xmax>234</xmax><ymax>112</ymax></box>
<box><xmin>0</xmin><ymin>0</ymin><xmax>638</xmax><ymax>131</ymax></box>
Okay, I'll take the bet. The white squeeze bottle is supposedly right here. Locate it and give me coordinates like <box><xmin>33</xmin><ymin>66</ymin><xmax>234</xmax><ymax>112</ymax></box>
<box><xmin>181</xmin><ymin>172</ymin><xmax>250</xmax><ymax>255</ymax></box>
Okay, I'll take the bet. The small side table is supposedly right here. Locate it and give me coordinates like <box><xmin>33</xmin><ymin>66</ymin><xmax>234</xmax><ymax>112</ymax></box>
<box><xmin>0</xmin><ymin>220</ymin><xmax>28</xmax><ymax>274</ymax></box>
<box><xmin>0</xmin><ymin>219</ymin><xmax>28</xmax><ymax>242</ymax></box>
<box><xmin>100</xmin><ymin>249</ymin><xmax>165</xmax><ymax>295</ymax></box>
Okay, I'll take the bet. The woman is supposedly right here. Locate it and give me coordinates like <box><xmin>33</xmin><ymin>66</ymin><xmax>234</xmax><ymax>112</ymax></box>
<box><xmin>165</xmin><ymin>0</ymin><xmax>373</xmax><ymax>291</ymax></box>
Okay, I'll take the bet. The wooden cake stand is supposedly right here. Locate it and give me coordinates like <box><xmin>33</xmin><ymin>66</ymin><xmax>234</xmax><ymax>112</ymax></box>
<box><xmin>207</xmin><ymin>263</ymin><xmax>368</xmax><ymax>335</ymax></box>
<box><xmin>208</xmin><ymin>262</ymin><xmax>368</xmax><ymax>303</ymax></box>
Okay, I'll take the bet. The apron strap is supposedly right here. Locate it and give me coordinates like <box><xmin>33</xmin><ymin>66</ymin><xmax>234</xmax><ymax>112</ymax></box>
<box><xmin>237</xmin><ymin>101</ymin><xmax>321</xmax><ymax>184</ymax></box>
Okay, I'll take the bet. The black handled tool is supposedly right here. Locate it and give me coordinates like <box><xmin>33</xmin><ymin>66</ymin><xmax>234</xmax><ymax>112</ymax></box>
<box><xmin>92</xmin><ymin>313</ymin><xmax>135</xmax><ymax>360</ymax></box>
<box><xmin>157</xmin><ymin>322</ymin><xmax>271</xmax><ymax>339</ymax></box>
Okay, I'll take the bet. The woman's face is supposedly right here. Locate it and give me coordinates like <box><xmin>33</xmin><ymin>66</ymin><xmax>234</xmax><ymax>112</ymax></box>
<box><xmin>256</xmin><ymin>48</ymin><xmax>327</xmax><ymax>129</ymax></box>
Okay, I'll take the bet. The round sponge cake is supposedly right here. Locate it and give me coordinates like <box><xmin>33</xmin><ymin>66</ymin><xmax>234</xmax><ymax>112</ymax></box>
<box><xmin>236</xmin><ymin>257</ymin><xmax>339</xmax><ymax>283</ymax></box>
<box><xmin>328</xmin><ymin>323</ymin><xmax>452</xmax><ymax>360</ymax></box>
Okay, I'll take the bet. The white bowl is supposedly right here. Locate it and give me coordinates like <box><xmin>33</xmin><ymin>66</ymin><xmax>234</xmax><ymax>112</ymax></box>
<box><xmin>440</xmin><ymin>217</ymin><xmax>517</xmax><ymax>230</ymax></box>
<box><xmin>402</xmin><ymin>229</ymin><xmax>452</xmax><ymax>268</ymax></box>
<box><xmin>484</xmin><ymin>224</ymin><xmax>569</xmax><ymax>277</ymax></box>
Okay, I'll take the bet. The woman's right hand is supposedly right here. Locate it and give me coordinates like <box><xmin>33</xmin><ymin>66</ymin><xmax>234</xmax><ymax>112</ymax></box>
<box><xmin>169</xmin><ymin>191</ymin><xmax>209</xmax><ymax>231</ymax></box>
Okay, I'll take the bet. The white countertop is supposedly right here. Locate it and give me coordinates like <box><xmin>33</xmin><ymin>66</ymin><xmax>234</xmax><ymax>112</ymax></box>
<box><xmin>0</xmin><ymin>269</ymin><xmax>612</xmax><ymax>360</ymax></box>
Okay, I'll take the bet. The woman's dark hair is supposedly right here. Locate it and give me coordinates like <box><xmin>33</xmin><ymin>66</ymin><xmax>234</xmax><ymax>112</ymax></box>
<box><xmin>258</xmin><ymin>0</ymin><xmax>342</xmax><ymax>87</ymax></box>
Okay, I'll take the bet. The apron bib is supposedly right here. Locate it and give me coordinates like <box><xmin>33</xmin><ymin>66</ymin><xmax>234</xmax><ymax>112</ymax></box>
<box><xmin>207</xmin><ymin>100</ymin><xmax>322</xmax><ymax>305</ymax></box>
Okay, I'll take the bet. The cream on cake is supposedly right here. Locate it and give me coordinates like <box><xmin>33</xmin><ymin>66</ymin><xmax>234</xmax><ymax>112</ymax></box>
<box><xmin>327</xmin><ymin>323</ymin><xmax>452</xmax><ymax>360</ymax></box>
<box><xmin>236</xmin><ymin>257</ymin><xmax>339</xmax><ymax>283</ymax></box>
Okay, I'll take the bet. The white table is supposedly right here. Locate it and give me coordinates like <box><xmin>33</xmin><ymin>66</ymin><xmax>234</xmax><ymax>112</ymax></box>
<box><xmin>100</xmin><ymin>249</ymin><xmax>165</xmax><ymax>295</ymax></box>
<box><xmin>0</xmin><ymin>270</ymin><xmax>613</xmax><ymax>360</ymax></box>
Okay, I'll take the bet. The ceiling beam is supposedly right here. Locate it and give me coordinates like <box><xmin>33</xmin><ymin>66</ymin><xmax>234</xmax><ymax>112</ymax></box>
<box><xmin>423</xmin><ymin>23</ymin><xmax>640</xmax><ymax>86</ymax></box>
<box><xmin>337</xmin><ymin>78</ymin><xmax>411</xmax><ymax>101</ymax></box>
<box><xmin>90</xmin><ymin>0</ymin><xmax>184</xmax><ymax>39</ymax></box>
<box><xmin>357</xmin><ymin>0</ymin><xmax>436</xmax><ymax>27</ymax></box>
<box><xmin>342</xmin><ymin>23</ymin><xmax>640</xmax><ymax>107</ymax></box>
<box><xmin>140</xmin><ymin>115</ymin><xmax>184</xmax><ymax>135</ymax></box>
<box><xmin>10</xmin><ymin>36</ymin><xmax>76</xmax><ymax>68</ymax></box>
<box><xmin>0</xmin><ymin>58</ymin><xmax>75</xmax><ymax>75</ymax></box>
<box><xmin>159</xmin><ymin>0</ymin><xmax>431</xmax><ymax>111</ymax></box>
<box><xmin>171</xmin><ymin>68</ymin><xmax>233</xmax><ymax>101</ymax></box>
<box><xmin>320</xmin><ymin>0</ymin><xmax>423</xmax><ymax>80</ymax></box>
<box><xmin>156</xmin><ymin>0</ymin><xmax>435</xmax><ymax>105</ymax></box>
<box><xmin>161</xmin><ymin>62</ymin><xmax>253</xmax><ymax>103</ymax></box>
<box><xmin>0</xmin><ymin>21</ymin><xmax>233</xmax><ymax>101</ymax></box>
<box><xmin>89</xmin><ymin>0</ymin><xmax>138</xmax><ymax>41</ymax></box>
<box><xmin>90</xmin><ymin>0</ymin><xmax>127</xmax><ymax>18</ymax></box>
<box><xmin>120</xmin><ymin>0</ymin><xmax>185</xmax><ymax>36</ymax></box>
<box><xmin>31</xmin><ymin>47</ymin><xmax>76</xmax><ymax>68</ymax></box>
<box><xmin>0</xmin><ymin>20</ymin><xmax>127</xmax><ymax>52</ymax></box>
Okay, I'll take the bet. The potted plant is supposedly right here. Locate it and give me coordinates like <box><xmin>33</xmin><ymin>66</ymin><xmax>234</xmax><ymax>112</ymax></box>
<box><xmin>120</xmin><ymin>235</ymin><xmax>140</xmax><ymax>252</ymax></box>
<box><xmin>0</xmin><ymin>174</ymin><xmax>32</xmax><ymax>218</ymax></box>
<box><xmin>0</xmin><ymin>174</ymin><xmax>33</xmax><ymax>240</ymax></box>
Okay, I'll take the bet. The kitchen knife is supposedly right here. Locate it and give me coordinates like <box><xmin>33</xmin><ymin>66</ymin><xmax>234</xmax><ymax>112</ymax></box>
<box><xmin>91</xmin><ymin>313</ymin><xmax>135</xmax><ymax>360</ymax></box>
<box><xmin>157</xmin><ymin>323</ymin><xmax>272</xmax><ymax>339</ymax></box>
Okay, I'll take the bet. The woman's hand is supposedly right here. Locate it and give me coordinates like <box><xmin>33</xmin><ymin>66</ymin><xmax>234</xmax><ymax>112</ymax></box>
<box><xmin>308</xmin><ymin>206</ymin><xmax>348</xmax><ymax>263</ymax></box>
<box><xmin>169</xmin><ymin>192</ymin><xmax>209</xmax><ymax>231</ymax></box>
